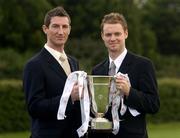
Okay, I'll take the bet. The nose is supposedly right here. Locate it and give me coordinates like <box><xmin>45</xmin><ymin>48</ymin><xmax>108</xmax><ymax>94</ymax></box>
<box><xmin>57</xmin><ymin>26</ymin><xmax>63</xmax><ymax>34</ymax></box>
<box><xmin>110</xmin><ymin>34</ymin><xmax>116</xmax><ymax>41</ymax></box>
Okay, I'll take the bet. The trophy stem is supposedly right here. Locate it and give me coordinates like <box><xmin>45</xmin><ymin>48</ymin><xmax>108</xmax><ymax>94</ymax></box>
<box><xmin>97</xmin><ymin>113</ymin><xmax>104</xmax><ymax>118</ymax></box>
<box><xmin>91</xmin><ymin>113</ymin><xmax>112</xmax><ymax>130</ymax></box>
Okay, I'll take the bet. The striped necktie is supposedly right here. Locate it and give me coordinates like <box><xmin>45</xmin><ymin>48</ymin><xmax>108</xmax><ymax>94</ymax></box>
<box><xmin>109</xmin><ymin>61</ymin><xmax>116</xmax><ymax>76</ymax></box>
<box><xmin>108</xmin><ymin>61</ymin><xmax>120</xmax><ymax>134</ymax></box>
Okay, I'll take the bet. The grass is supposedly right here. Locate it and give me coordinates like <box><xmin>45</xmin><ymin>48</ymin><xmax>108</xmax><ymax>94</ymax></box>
<box><xmin>0</xmin><ymin>122</ymin><xmax>180</xmax><ymax>138</ymax></box>
<box><xmin>0</xmin><ymin>131</ymin><xmax>30</xmax><ymax>138</ymax></box>
<box><xmin>148</xmin><ymin>122</ymin><xmax>180</xmax><ymax>138</ymax></box>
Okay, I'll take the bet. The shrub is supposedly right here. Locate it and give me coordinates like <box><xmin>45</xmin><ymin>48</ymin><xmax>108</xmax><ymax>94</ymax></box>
<box><xmin>147</xmin><ymin>78</ymin><xmax>180</xmax><ymax>123</ymax></box>
<box><xmin>0</xmin><ymin>48</ymin><xmax>34</xmax><ymax>79</ymax></box>
<box><xmin>0</xmin><ymin>78</ymin><xmax>180</xmax><ymax>133</ymax></box>
<box><xmin>0</xmin><ymin>80</ymin><xmax>29</xmax><ymax>133</ymax></box>
<box><xmin>0</xmin><ymin>40</ymin><xmax>180</xmax><ymax>78</ymax></box>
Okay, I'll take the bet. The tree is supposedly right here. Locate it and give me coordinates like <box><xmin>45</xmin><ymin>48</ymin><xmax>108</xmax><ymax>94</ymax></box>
<box><xmin>0</xmin><ymin>0</ymin><xmax>158</xmax><ymax>57</ymax></box>
<box><xmin>143</xmin><ymin>0</ymin><xmax>180</xmax><ymax>55</ymax></box>
<box><xmin>0</xmin><ymin>0</ymin><xmax>51</xmax><ymax>51</ymax></box>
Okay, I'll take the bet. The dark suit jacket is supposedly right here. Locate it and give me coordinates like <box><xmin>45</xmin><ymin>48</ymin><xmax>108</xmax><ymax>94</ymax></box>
<box><xmin>23</xmin><ymin>48</ymin><xmax>81</xmax><ymax>138</ymax></box>
<box><xmin>91</xmin><ymin>52</ymin><xmax>160</xmax><ymax>138</ymax></box>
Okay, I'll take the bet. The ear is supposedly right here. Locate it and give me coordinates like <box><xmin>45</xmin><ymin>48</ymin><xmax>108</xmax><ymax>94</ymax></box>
<box><xmin>42</xmin><ymin>25</ymin><xmax>48</xmax><ymax>34</ymax></box>
<box><xmin>68</xmin><ymin>25</ymin><xmax>71</xmax><ymax>35</ymax></box>
<box><xmin>101</xmin><ymin>31</ymin><xmax>104</xmax><ymax>41</ymax></box>
<box><xmin>125</xmin><ymin>30</ymin><xmax>128</xmax><ymax>39</ymax></box>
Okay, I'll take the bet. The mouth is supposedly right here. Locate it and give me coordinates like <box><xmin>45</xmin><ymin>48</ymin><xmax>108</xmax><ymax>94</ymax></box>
<box><xmin>109</xmin><ymin>43</ymin><xmax>117</xmax><ymax>47</ymax></box>
<box><xmin>109</xmin><ymin>42</ymin><xmax>117</xmax><ymax>45</ymax></box>
<box><xmin>56</xmin><ymin>37</ymin><xmax>64</xmax><ymax>40</ymax></box>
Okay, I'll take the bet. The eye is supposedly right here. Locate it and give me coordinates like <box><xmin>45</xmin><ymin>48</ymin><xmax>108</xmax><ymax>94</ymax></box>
<box><xmin>105</xmin><ymin>33</ymin><xmax>112</xmax><ymax>37</ymax></box>
<box><xmin>62</xmin><ymin>25</ymin><xmax>69</xmax><ymax>29</ymax></box>
<box><xmin>51</xmin><ymin>24</ymin><xmax>59</xmax><ymax>29</ymax></box>
<box><xmin>114</xmin><ymin>32</ymin><xmax>122</xmax><ymax>36</ymax></box>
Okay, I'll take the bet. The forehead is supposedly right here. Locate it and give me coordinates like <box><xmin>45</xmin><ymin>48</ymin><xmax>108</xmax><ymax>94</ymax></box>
<box><xmin>103</xmin><ymin>23</ymin><xmax>124</xmax><ymax>32</ymax></box>
<box><xmin>50</xmin><ymin>16</ymin><xmax>70</xmax><ymax>25</ymax></box>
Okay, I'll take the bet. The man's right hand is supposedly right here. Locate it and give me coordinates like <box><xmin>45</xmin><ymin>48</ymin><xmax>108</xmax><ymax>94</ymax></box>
<box><xmin>71</xmin><ymin>82</ymin><xmax>83</xmax><ymax>102</ymax></box>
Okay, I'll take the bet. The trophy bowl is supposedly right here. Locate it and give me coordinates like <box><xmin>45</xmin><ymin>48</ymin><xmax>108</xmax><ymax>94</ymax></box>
<box><xmin>87</xmin><ymin>75</ymin><xmax>113</xmax><ymax>131</ymax></box>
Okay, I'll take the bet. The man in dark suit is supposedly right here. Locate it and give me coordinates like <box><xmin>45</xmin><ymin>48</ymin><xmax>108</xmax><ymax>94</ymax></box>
<box><xmin>23</xmin><ymin>6</ymin><xmax>82</xmax><ymax>138</ymax></box>
<box><xmin>91</xmin><ymin>13</ymin><xmax>160</xmax><ymax>138</ymax></box>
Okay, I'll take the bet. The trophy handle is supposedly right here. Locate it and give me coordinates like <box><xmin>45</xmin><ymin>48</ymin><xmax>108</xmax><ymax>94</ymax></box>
<box><xmin>87</xmin><ymin>76</ymin><xmax>98</xmax><ymax>116</ymax></box>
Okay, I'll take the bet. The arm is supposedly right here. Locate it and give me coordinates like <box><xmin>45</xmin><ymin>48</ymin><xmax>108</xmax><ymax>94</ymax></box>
<box><xmin>125</xmin><ymin>60</ymin><xmax>160</xmax><ymax>114</ymax></box>
<box><xmin>23</xmin><ymin>61</ymin><xmax>63</xmax><ymax>119</ymax></box>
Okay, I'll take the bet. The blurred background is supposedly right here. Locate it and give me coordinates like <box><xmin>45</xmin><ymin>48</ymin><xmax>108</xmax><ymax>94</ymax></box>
<box><xmin>0</xmin><ymin>0</ymin><xmax>180</xmax><ymax>138</ymax></box>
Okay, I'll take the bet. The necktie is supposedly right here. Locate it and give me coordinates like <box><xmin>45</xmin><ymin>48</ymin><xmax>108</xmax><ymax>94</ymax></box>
<box><xmin>108</xmin><ymin>61</ymin><xmax>120</xmax><ymax>134</ymax></box>
<box><xmin>59</xmin><ymin>53</ymin><xmax>71</xmax><ymax>76</ymax></box>
<box><xmin>108</xmin><ymin>61</ymin><xmax>116</xmax><ymax>76</ymax></box>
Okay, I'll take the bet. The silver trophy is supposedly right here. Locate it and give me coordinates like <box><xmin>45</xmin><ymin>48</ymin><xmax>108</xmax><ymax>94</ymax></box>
<box><xmin>87</xmin><ymin>75</ymin><xmax>113</xmax><ymax>130</ymax></box>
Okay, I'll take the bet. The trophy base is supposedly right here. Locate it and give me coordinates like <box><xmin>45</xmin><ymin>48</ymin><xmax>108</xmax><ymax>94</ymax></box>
<box><xmin>91</xmin><ymin>117</ymin><xmax>112</xmax><ymax>130</ymax></box>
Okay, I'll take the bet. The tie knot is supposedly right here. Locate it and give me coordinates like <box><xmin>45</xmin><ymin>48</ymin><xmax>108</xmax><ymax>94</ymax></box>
<box><xmin>59</xmin><ymin>54</ymin><xmax>67</xmax><ymax>62</ymax></box>
<box><xmin>109</xmin><ymin>61</ymin><xmax>116</xmax><ymax>76</ymax></box>
<box><xmin>110</xmin><ymin>61</ymin><xmax>116</xmax><ymax>69</ymax></box>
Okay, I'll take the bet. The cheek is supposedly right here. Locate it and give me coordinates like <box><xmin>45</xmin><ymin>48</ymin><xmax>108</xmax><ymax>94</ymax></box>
<box><xmin>103</xmin><ymin>37</ymin><xmax>110</xmax><ymax>42</ymax></box>
<box><xmin>64</xmin><ymin>33</ymin><xmax>69</xmax><ymax>39</ymax></box>
<box><xmin>104</xmin><ymin>39</ymin><xmax>110</xmax><ymax>45</ymax></box>
<box><xmin>47</xmin><ymin>30</ymin><xmax>55</xmax><ymax>36</ymax></box>
<box><xmin>65</xmin><ymin>30</ymin><xmax>70</xmax><ymax>37</ymax></box>
<box><xmin>118</xmin><ymin>35</ymin><xmax>126</xmax><ymax>41</ymax></box>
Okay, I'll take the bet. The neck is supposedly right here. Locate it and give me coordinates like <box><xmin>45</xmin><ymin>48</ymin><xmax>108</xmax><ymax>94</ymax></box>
<box><xmin>109</xmin><ymin>47</ymin><xmax>126</xmax><ymax>60</ymax></box>
<box><xmin>109</xmin><ymin>51</ymin><xmax>124</xmax><ymax>60</ymax></box>
<box><xmin>47</xmin><ymin>42</ymin><xmax>64</xmax><ymax>53</ymax></box>
<box><xmin>109</xmin><ymin>53</ymin><xmax>118</xmax><ymax>60</ymax></box>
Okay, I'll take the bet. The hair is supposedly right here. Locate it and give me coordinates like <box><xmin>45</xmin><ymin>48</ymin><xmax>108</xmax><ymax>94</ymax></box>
<box><xmin>44</xmin><ymin>6</ymin><xmax>71</xmax><ymax>27</ymax></box>
<box><xmin>101</xmin><ymin>12</ymin><xmax>128</xmax><ymax>32</ymax></box>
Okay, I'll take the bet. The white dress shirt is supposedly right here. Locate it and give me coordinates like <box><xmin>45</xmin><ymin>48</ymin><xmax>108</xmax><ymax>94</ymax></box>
<box><xmin>109</xmin><ymin>48</ymin><xmax>127</xmax><ymax>73</ymax></box>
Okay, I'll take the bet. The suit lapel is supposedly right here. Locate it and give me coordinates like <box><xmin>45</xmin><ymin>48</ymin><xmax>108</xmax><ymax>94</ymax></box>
<box><xmin>40</xmin><ymin>48</ymin><xmax>67</xmax><ymax>78</ymax></box>
<box><xmin>68</xmin><ymin>57</ymin><xmax>76</xmax><ymax>72</ymax></box>
<box><xmin>102</xmin><ymin>59</ymin><xmax>110</xmax><ymax>75</ymax></box>
<box><xmin>118</xmin><ymin>52</ymin><xmax>133</xmax><ymax>74</ymax></box>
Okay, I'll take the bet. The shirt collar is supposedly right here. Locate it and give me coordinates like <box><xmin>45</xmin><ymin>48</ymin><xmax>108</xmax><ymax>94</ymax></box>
<box><xmin>44</xmin><ymin>44</ymin><xmax>67</xmax><ymax>63</ymax></box>
<box><xmin>109</xmin><ymin>48</ymin><xmax>127</xmax><ymax>73</ymax></box>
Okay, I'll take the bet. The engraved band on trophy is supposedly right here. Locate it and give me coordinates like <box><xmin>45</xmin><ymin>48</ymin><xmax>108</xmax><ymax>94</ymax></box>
<box><xmin>87</xmin><ymin>75</ymin><xmax>113</xmax><ymax>131</ymax></box>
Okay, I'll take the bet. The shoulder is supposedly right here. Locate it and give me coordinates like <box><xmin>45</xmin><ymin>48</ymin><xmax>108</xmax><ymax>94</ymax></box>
<box><xmin>91</xmin><ymin>58</ymin><xmax>109</xmax><ymax>75</ymax></box>
<box><xmin>25</xmin><ymin>48</ymin><xmax>50</xmax><ymax>66</ymax></box>
<box><xmin>128</xmin><ymin>52</ymin><xmax>153</xmax><ymax>65</ymax></box>
<box><xmin>67</xmin><ymin>55</ymin><xmax>79</xmax><ymax>70</ymax></box>
<box><xmin>93</xmin><ymin>58</ymin><xmax>108</xmax><ymax>69</ymax></box>
<box><xmin>68</xmin><ymin>55</ymin><xmax>78</xmax><ymax>63</ymax></box>
<box><xmin>127</xmin><ymin>52</ymin><xmax>155</xmax><ymax>73</ymax></box>
<box><xmin>24</xmin><ymin>50</ymin><xmax>44</xmax><ymax>72</ymax></box>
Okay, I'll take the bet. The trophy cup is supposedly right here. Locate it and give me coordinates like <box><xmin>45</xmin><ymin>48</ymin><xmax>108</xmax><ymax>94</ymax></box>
<box><xmin>87</xmin><ymin>75</ymin><xmax>113</xmax><ymax>131</ymax></box>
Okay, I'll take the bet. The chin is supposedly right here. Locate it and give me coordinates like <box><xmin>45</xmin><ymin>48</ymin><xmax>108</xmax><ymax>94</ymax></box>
<box><xmin>57</xmin><ymin>40</ymin><xmax>66</xmax><ymax>44</ymax></box>
<box><xmin>53</xmin><ymin>42</ymin><xmax>64</xmax><ymax>47</ymax></box>
<box><xmin>110</xmin><ymin>47</ymin><xmax>117</xmax><ymax>51</ymax></box>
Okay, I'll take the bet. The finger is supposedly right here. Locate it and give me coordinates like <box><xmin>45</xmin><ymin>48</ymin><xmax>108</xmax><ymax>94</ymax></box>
<box><xmin>119</xmin><ymin>85</ymin><xmax>122</xmax><ymax>90</ymax></box>
<box><xmin>81</xmin><ymin>90</ymin><xmax>84</xmax><ymax>99</ymax></box>
<box><xmin>116</xmin><ymin>83</ymin><xmax>122</xmax><ymax>90</ymax></box>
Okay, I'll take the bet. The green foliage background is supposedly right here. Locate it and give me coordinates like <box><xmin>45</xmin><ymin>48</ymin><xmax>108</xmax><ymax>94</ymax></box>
<box><xmin>0</xmin><ymin>0</ymin><xmax>179</xmax><ymax>56</ymax></box>
<box><xmin>0</xmin><ymin>80</ymin><xmax>29</xmax><ymax>132</ymax></box>
<box><xmin>0</xmin><ymin>0</ymin><xmax>180</xmax><ymax>133</ymax></box>
<box><xmin>0</xmin><ymin>78</ymin><xmax>180</xmax><ymax>133</ymax></box>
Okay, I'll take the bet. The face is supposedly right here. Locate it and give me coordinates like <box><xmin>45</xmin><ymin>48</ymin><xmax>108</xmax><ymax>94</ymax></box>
<box><xmin>43</xmin><ymin>16</ymin><xmax>71</xmax><ymax>51</ymax></box>
<box><xmin>101</xmin><ymin>23</ymin><xmax>128</xmax><ymax>54</ymax></box>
